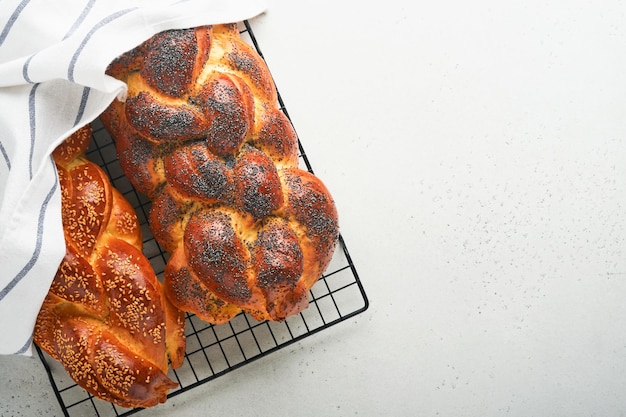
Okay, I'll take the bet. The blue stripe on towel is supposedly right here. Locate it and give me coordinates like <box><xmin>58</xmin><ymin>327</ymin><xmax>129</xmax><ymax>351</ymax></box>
<box><xmin>63</xmin><ymin>0</ymin><xmax>97</xmax><ymax>40</ymax></box>
<box><xmin>22</xmin><ymin>54</ymin><xmax>34</xmax><ymax>83</ymax></box>
<box><xmin>0</xmin><ymin>0</ymin><xmax>31</xmax><ymax>48</ymax></box>
<box><xmin>74</xmin><ymin>87</ymin><xmax>91</xmax><ymax>126</ymax></box>
<box><xmin>27</xmin><ymin>83</ymin><xmax>38</xmax><ymax>180</ymax></box>
<box><xmin>21</xmin><ymin>0</ymin><xmax>97</xmax><ymax>83</ymax></box>
<box><xmin>14</xmin><ymin>334</ymin><xmax>33</xmax><ymax>355</ymax></box>
<box><xmin>0</xmin><ymin>140</ymin><xmax>10</xmax><ymax>170</ymax></box>
<box><xmin>0</xmin><ymin>170</ymin><xmax>58</xmax><ymax>302</ymax></box>
<box><xmin>68</xmin><ymin>7</ymin><xmax>138</xmax><ymax>82</ymax></box>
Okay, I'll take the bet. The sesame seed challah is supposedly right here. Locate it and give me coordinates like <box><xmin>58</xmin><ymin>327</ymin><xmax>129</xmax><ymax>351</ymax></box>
<box><xmin>34</xmin><ymin>125</ymin><xmax>186</xmax><ymax>409</ymax></box>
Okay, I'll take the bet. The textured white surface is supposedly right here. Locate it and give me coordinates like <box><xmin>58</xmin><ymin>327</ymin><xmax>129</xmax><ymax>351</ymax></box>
<box><xmin>2</xmin><ymin>0</ymin><xmax>626</xmax><ymax>415</ymax></box>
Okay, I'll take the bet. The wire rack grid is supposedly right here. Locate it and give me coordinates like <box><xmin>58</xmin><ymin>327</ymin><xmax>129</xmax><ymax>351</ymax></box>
<box><xmin>36</xmin><ymin>20</ymin><xmax>369</xmax><ymax>417</ymax></box>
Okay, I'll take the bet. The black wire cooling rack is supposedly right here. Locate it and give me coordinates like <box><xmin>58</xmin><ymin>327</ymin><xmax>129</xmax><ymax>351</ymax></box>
<box><xmin>36</xmin><ymin>20</ymin><xmax>369</xmax><ymax>417</ymax></box>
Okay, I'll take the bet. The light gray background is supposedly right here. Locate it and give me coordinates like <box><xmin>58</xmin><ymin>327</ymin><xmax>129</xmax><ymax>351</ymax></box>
<box><xmin>2</xmin><ymin>0</ymin><xmax>626</xmax><ymax>416</ymax></box>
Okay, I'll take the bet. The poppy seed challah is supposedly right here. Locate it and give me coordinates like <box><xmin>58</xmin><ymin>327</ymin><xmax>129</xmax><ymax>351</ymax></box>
<box><xmin>101</xmin><ymin>24</ymin><xmax>339</xmax><ymax>324</ymax></box>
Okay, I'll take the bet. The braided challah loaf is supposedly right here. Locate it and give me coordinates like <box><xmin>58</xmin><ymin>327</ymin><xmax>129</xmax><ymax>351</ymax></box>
<box><xmin>101</xmin><ymin>24</ymin><xmax>339</xmax><ymax>323</ymax></box>
<box><xmin>34</xmin><ymin>125</ymin><xmax>186</xmax><ymax>409</ymax></box>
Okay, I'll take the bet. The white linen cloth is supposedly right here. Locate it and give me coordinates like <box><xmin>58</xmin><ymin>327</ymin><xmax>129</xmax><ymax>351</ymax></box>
<box><xmin>0</xmin><ymin>0</ymin><xmax>267</xmax><ymax>355</ymax></box>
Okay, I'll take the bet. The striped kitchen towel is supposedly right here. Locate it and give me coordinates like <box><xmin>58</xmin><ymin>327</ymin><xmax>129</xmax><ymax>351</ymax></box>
<box><xmin>0</xmin><ymin>0</ymin><xmax>267</xmax><ymax>355</ymax></box>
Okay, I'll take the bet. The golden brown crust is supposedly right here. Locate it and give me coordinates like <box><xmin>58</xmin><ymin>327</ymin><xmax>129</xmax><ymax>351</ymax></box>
<box><xmin>34</xmin><ymin>125</ymin><xmax>186</xmax><ymax>409</ymax></box>
<box><xmin>164</xmin><ymin>248</ymin><xmax>241</xmax><ymax>324</ymax></box>
<box><xmin>51</xmin><ymin>126</ymin><xmax>92</xmax><ymax>166</ymax></box>
<box><xmin>102</xmin><ymin>25</ymin><xmax>339</xmax><ymax>323</ymax></box>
